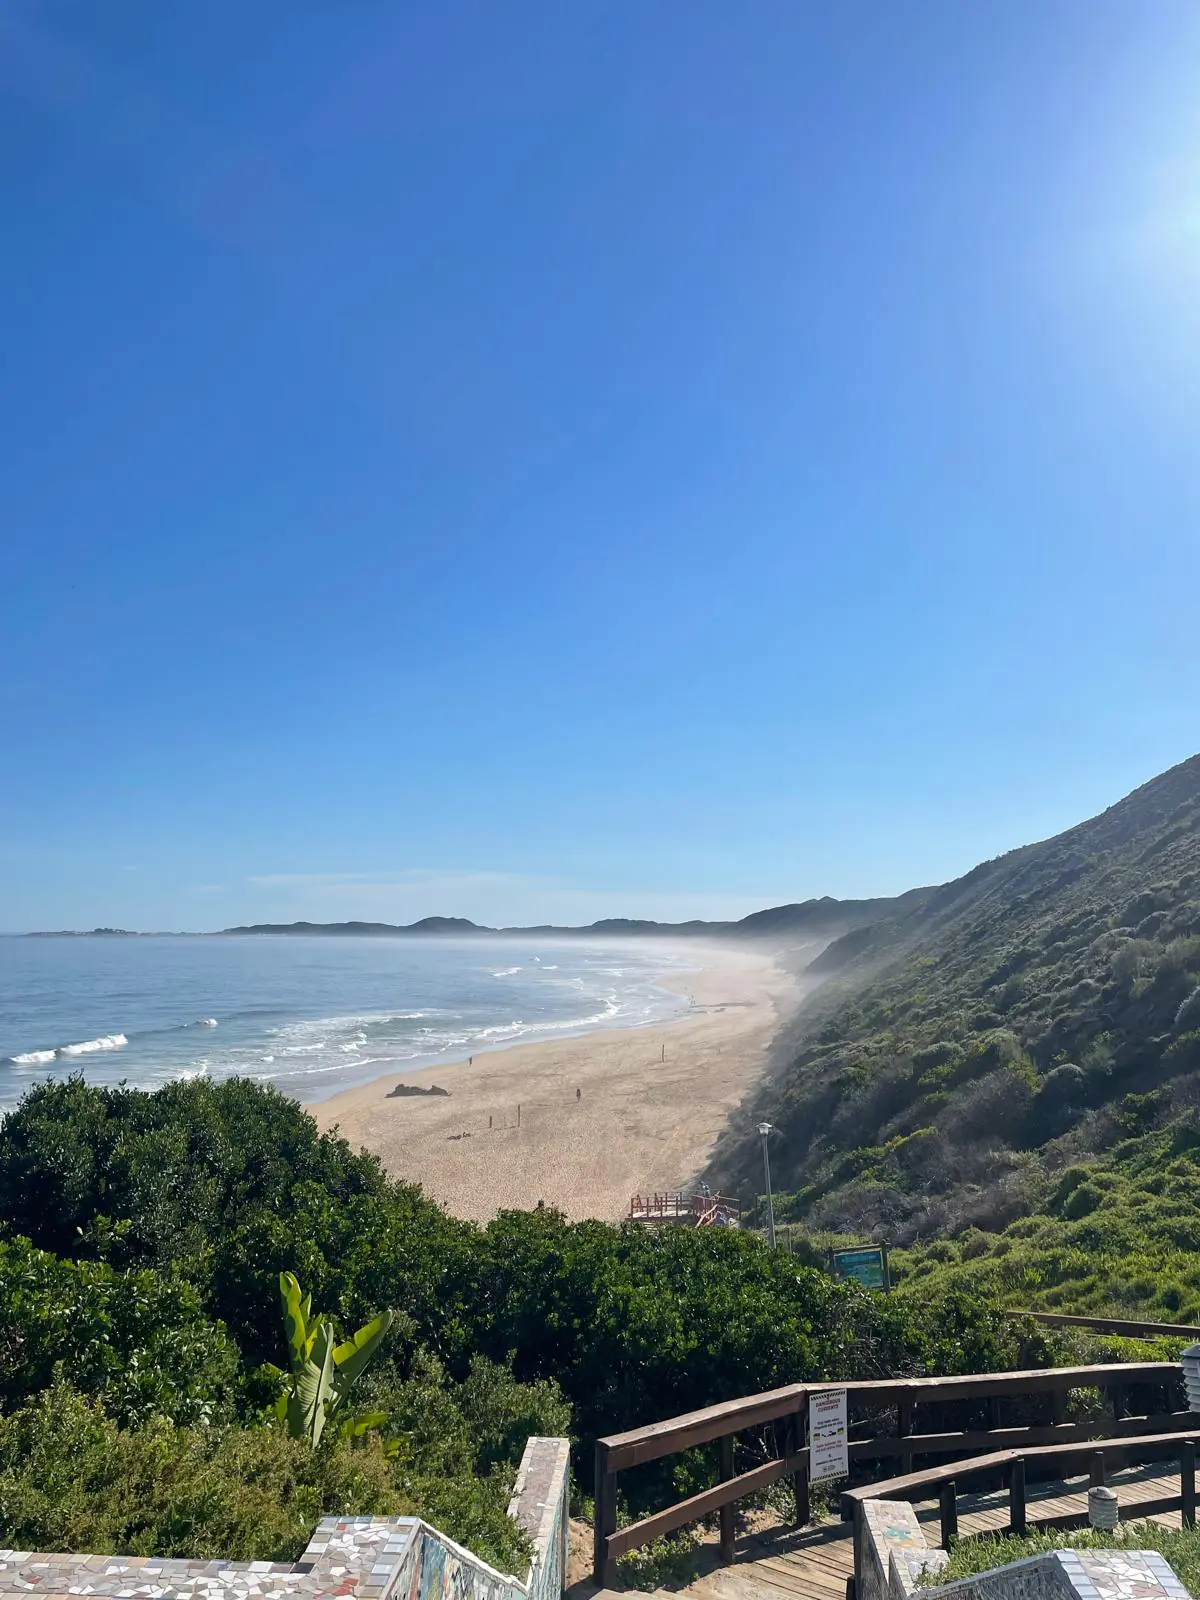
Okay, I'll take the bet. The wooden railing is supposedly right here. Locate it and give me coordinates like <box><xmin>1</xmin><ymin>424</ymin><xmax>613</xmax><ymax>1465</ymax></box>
<box><xmin>842</xmin><ymin>1430</ymin><xmax>1200</xmax><ymax>1593</ymax></box>
<box><xmin>627</xmin><ymin>1192</ymin><xmax>742</xmax><ymax>1225</ymax></box>
<box><xmin>592</xmin><ymin>1362</ymin><xmax>1187</xmax><ymax>1587</ymax></box>
<box><xmin>1008</xmin><ymin>1310</ymin><xmax>1200</xmax><ymax>1339</ymax></box>
<box><xmin>628</xmin><ymin>1193</ymin><xmax>689</xmax><ymax>1221</ymax></box>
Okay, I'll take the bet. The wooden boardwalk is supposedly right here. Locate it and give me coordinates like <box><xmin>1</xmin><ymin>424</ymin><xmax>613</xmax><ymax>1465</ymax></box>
<box><xmin>657</xmin><ymin>1461</ymin><xmax>1193</xmax><ymax>1600</ymax></box>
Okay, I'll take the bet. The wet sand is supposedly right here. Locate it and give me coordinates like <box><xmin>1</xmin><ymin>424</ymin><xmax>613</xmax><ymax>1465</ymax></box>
<box><xmin>307</xmin><ymin>945</ymin><xmax>797</xmax><ymax>1222</ymax></box>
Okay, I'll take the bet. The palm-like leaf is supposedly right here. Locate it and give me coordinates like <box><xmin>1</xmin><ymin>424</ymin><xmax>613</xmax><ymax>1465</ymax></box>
<box><xmin>332</xmin><ymin>1310</ymin><xmax>394</xmax><ymax>1397</ymax></box>
<box><xmin>287</xmin><ymin>1317</ymin><xmax>335</xmax><ymax>1446</ymax></box>
<box><xmin>273</xmin><ymin>1275</ymin><xmax>393</xmax><ymax>1448</ymax></box>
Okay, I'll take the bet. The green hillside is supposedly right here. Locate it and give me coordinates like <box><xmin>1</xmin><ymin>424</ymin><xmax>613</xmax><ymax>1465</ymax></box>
<box><xmin>707</xmin><ymin>754</ymin><xmax>1200</xmax><ymax>1313</ymax></box>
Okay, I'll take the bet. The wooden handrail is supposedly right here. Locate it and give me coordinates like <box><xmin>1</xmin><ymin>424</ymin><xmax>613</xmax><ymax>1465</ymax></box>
<box><xmin>841</xmin><ymin>1427</ymin><xmax>1200</xmax><ymax>1509</ymax></box>
<box><xmin>591</xmin><ymin>1361</ymin><xmax>1185</xmax><ymax>1588</ymax></box>
<box><xmin>842</xmin><ymin>1427</ymin><xmax>1200</xmax><ymax>1588</ymax></box>
<box><xmin>1008</xmin><ymin>1311</ymin><xmax>1200</xmax><ymax>1339</ymax></box>
<box><xmin>599</xmin><ymin>1363</ymin><xmax>1173</xmax><ymax>1472</ymax></box>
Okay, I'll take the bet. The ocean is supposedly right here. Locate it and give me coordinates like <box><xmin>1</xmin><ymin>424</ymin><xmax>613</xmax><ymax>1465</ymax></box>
<box><xmin>0</xmin><ymin>935</ymin><xmax>696</xmax><ymax>1111</ymax></box>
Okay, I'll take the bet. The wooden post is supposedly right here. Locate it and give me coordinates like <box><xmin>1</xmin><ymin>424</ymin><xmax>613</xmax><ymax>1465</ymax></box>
<box><xmin>1051</xmin><ymin>1388</ymin><xmax>1067</xmax><ymax>1428</ymax></box>
<box><xmin>1112</xmin><ymin>1383</ymin><xmax>1125</xmax><ymax>1423</ymax></box>
<box><xmin>987</xmin><ymin>1396</ymin><xmax>1001</xmax><ymax>1434</ymax></box>
<box><xmin>1090</xmin><ymin>1451</ymin><xmax>1107</xmax><ymax>1488</ymax></box>
<box><xmin>593</xmin><ymin>1445</ymin><xmax>618</xmax><ymax>1589</ymax></box>
<box><xmin>1010</xmin><ymin>1458</ymin><xmax>1026</xmax><ymax>1534</ymax></box>
<box><xmin>898</xmin><ymin>1394</ymin><xmax>913</xmax><ymax>1476</ymax></box>
<box><xmin>719</xmin><ymin>1435</ymin><xmax>736</xmax><ymax>1565</ymax></box>
<box><xmin>1183</xmin><ymin>1439</ymin><xmax>1196</xmax><ymax>1530</ymax></box>
<box><xmin>790</xmin><ymin>1407</ymin><xmax>811</xmax><ymax>1526</ymax></box>
<box><xmin>939</xmin><ymin>1481</ymin><xmax>958</xmax><ymax>1546</ymax></box>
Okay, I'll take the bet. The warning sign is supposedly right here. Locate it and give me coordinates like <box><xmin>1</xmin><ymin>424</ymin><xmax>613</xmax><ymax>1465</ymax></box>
<box><xmin>809</xmin><ymin>1387</ymin><xmax>848</xmax><ymax>1483</ymax></box>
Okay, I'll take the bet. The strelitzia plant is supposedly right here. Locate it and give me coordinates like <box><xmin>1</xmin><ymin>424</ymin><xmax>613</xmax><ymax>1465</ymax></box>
<box><xmin>269</xmin><ymin>1270</ymin><xmax>393</xmax><ymax>1448</ymax></box>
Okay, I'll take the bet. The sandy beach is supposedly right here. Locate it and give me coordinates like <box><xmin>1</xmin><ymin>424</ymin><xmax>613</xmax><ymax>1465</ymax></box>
<box><xmin>308</xmin><ymin>944</ymin><xmax>798</xmax><ymax>1222</ymax></box>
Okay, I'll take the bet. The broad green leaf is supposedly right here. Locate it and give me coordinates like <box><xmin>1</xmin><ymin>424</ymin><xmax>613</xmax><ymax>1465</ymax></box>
<box><xmin>332</xmin><ymin>1308</ymin><xmax>393</xmax><ymax>1396</ymax></box>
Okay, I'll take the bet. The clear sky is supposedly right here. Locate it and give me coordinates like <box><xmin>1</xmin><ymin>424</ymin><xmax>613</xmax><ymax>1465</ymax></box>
<box><xmin>3</xmin><ymin>2</ymin><xmax>1200</xmax><ymax>932</ymax></box>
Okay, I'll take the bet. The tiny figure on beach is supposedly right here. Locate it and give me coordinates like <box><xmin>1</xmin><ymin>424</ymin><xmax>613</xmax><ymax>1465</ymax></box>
<box><xmin>576</xmin><ymin>1087</ymin><xmax>581</xmax><ymax>1102</ymax></box>
<box><xmin>469</xmin><ymin>1056</ymin><xmax>473</xmax><ymax>1066</ymax></box>
<box><xmin>661</xmin><ymin>1044</ymin><xmax>665</xmax><ymax>1063</ymax></box>
<box><xmin>489</xmin><ymin>1114</ymin><xmax>493</xmax><ymax>1129</ymax></box>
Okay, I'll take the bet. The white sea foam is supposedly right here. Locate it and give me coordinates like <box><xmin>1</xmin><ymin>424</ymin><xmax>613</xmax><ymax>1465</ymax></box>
<box><xmin>12</xmin><ymin>1034</ymin><xmax>128</xmax><ymax>1064</ymax></box>
<box><xmin>196</xmin><ymin>1018</ymin><xmax>218</xmax><ymax>1028</ymax></box>
<box><xmin>58</xmin><ymin>1033</ymin><xmax>128</xmax><ymax>1056</ymax></box>
<box><xmin>491</xmin><ymin>967</ymin><xmax>521</xmax><ymax>977</ymax></box>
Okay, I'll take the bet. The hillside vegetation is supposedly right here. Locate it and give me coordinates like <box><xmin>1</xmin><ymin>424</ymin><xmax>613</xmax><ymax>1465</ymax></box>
<box><xmin>709</xmin><ymin>755</ymin><xmax>1200</xmax><ymax>1315</ymax></box>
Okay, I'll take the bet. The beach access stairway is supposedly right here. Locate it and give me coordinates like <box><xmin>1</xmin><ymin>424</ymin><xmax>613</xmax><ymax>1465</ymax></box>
<box><xmin>580</xmin><ymin>1457</ymin><xmax>1198</xmax><ymax>1600</ymax></box>
<box><xmin>587</xmin><ymin>1321</ymin><xmax>1200</xmax><ymax>1600</ymax></box>
<box><xmin>627</xmin><ymin>1192</ymin><xmax>741</xmax><ymax>1226</ymax></box>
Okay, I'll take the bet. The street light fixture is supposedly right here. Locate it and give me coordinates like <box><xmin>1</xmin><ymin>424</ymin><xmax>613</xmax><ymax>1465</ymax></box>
<box><xmin>757</xmin><ymin>1122</ymin><xmax>776</xmax><ymax>1247</ymax></box>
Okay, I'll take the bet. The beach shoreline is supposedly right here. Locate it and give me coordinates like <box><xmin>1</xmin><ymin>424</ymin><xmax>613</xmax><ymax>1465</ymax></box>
<box><xmin>307</xmin><ymin>944</ymin><xmax>800</xmax><ymax>1222</ymax></box>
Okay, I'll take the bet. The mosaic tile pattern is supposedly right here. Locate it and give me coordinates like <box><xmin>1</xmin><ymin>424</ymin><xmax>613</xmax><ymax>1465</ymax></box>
<box><xmin>0</xmin><ymin>1435</ymin><xmax>571</xmax><ymax>1600</ymax></box>
<box><xmin>0</xmin><ymin>1517</ymin><xmax>422</xmax><ymax>1600</ymax></box>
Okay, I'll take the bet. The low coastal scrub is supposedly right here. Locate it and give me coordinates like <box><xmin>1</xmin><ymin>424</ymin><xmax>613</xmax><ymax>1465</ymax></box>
<box><xmin>0</xmin><ymin>1075</ymin><xmax>1062</xmax><ymax>1559</ymax></box>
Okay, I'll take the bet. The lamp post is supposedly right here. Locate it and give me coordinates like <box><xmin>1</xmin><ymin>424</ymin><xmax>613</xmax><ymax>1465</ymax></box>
<box><xmin>758</xmin><ymin>1121</ymin><xmax>776</xmax><ymax>1247</ymax></box>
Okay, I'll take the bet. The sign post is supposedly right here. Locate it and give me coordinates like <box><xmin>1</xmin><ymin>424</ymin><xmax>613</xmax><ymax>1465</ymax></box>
<box><xmin>808</xmin><ymin>1387</ymin><xmax>849</xmax><ymax>1483</ymax></box>
<box><xmin>830</xmin><ymin>1245</ymin><xmax>890</xmax><ymax>1291</ymax></box>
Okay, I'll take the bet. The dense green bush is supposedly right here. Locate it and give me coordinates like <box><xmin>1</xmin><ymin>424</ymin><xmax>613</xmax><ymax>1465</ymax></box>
<box><xmin>0</xmin><ymin>1077</ymin><xmax>474</xmax><ymax>1366</ymax></box>
<box><xmin>0</xmin><ymin>1383</ymin><xmax>406</xmax><ymax>1561</ymax></box>
<box><xmin>0</xmin><ymin>1238</ymin><xmax>238</xmax><ymax>1425</ymax></box>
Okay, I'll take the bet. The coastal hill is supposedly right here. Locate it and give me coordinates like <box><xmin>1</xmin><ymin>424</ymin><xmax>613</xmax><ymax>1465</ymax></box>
<box><xmin>221</xmin><ymin>892</ymin><xmax>931</xmax><ymax>943</ymax></box>
<box><xmin>707</xmin><ymin>752</ymin><xmax>1200</xmax><ymax>1281</ymax></box>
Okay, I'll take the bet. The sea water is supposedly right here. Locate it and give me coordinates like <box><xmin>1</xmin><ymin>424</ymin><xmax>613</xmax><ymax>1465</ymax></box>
<box><xmin>0</xmin><ymin>936</ymin><xmax>695</xmax><ymax>1111</ymax></box>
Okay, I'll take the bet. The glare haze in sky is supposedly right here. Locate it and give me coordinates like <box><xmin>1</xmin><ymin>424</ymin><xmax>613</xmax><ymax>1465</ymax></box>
<box><xmin>2</xmin><ymin>2</ymin><xmax>1199</xmax><ymax>931</ymax></box>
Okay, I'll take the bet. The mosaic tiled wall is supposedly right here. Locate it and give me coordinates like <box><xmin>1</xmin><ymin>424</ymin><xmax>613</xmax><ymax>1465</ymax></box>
<box><xmin>507</xmin><ymin>1438</ymin><xmax>570</xmax><ymax>1600</ymax></box>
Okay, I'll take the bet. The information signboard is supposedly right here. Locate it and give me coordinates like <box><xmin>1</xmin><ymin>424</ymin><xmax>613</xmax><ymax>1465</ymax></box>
<box><xmin>808</xmin><ymin>1387</ymin><xmax>848</xmax><ymax>1482</ymax></box>
<box><xmin>830</xmin><ymin>1246</ymin><xmax>889</xmax><ymax>1291</ymax></box>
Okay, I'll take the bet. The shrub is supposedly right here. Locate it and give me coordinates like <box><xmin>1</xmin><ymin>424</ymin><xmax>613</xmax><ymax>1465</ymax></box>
<box><xmin>0</xmin><ymin>1384</ymin><xmax>406</xmax><ymax>1561</ymax></box>
<box><xmin>0</xmin><ymin>1239</ymin><xmax>238</xmax><ymax>1425</ymax></box>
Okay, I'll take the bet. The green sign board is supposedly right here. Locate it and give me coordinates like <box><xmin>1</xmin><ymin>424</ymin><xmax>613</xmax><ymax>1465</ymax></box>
<box><xmin>830</xmin><ymin>1246</ymin><xmax>890</xmax><ymax>1291</ymax></box>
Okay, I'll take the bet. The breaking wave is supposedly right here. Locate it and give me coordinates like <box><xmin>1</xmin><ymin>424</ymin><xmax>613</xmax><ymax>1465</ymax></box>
<box><xmin>11</xmin><ymin>1032</ymin><xmax>128</xmax><ymax>1065</ymax></box>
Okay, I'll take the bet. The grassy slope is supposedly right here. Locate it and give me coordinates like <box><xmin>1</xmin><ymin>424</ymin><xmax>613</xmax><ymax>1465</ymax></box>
<box><xmin>707</xmin><ymin>755</ymin><xmax>1200</xmax><ymax>1314</ymax></box>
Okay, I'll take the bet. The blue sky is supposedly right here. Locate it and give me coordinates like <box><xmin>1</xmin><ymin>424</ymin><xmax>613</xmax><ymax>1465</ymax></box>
<box><xmin>3</xmin><ymin>1</ymin><xmax>1199</xmax><ymax>932</ymax></box>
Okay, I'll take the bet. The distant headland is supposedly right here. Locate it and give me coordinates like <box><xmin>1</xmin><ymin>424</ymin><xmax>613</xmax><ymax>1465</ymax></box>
<box><xmin>18</xmin><ymin>891</ymin><xmax>932</xmax><ymax>943</ymax></box>
<box><xmin>219</xmin><ymin>891</ymin><xmax>932</xmax><ymax>941</ymax></box>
